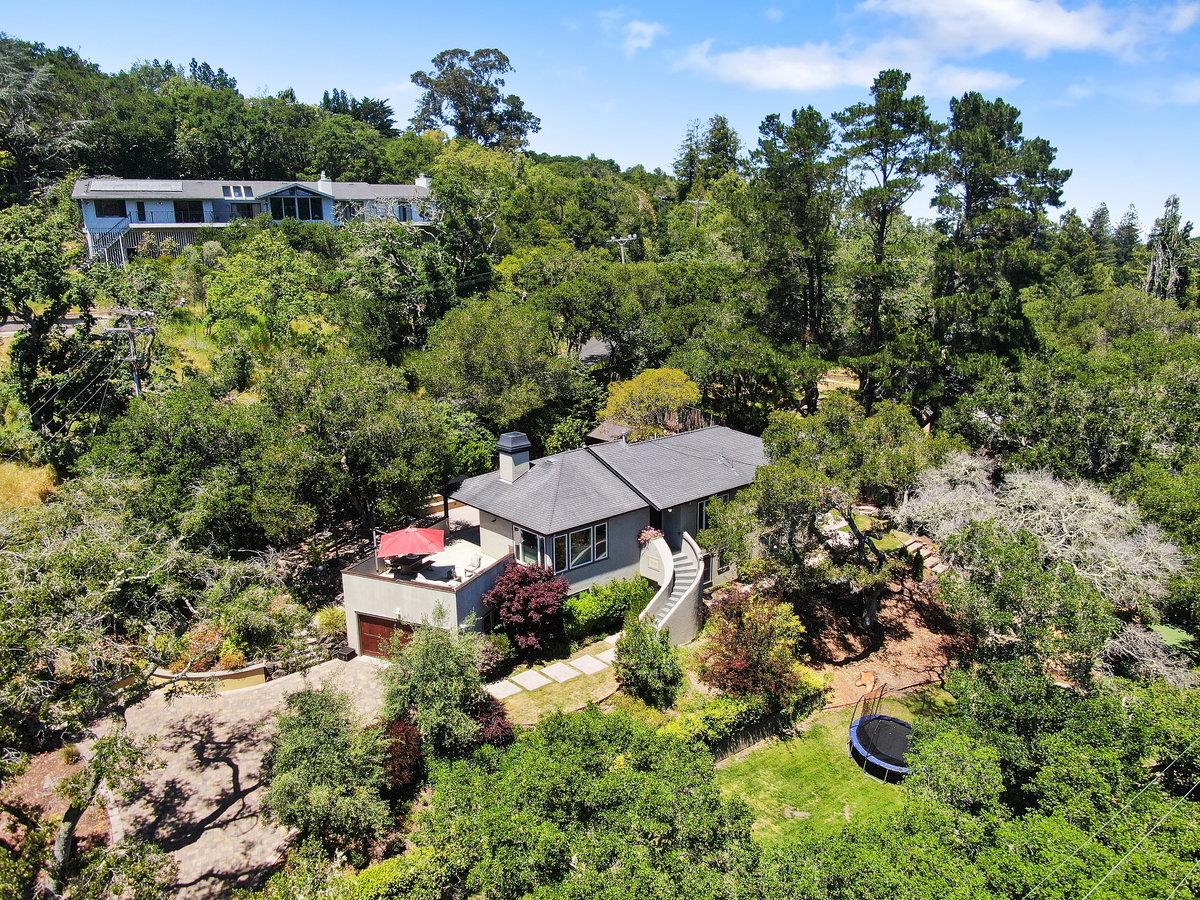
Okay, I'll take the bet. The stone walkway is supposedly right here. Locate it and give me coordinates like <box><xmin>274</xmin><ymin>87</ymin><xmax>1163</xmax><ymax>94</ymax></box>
<box><xmin>109</xmin><ymin>657</ymin><xmax>386</xmax><ymax>898</ymax></box>
<box><xmin>486</xmin><ymin>634</ymin><xmax>620</xmax><ymax>700</ymax></box>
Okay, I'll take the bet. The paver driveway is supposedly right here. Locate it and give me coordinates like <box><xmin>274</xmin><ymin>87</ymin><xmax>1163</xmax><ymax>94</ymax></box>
<box><xmin>110</xmin><ymin>657</ymin><xmax>385</xmax><ymax>898</ymax></box>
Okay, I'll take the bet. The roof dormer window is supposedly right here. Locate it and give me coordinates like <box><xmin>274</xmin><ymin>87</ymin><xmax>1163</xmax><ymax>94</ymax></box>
<box><xmin>222</xmin><ymin>185</ymin><xmax>232</xmax><ymax>198</ymax></box>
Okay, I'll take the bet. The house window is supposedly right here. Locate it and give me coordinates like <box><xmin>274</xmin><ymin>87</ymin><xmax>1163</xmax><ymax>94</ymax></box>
<box><xmin>553</xmin><ymin>534</ymin><xmax>568</xmax><ymax>573</ymax></box>
<box><xmin>570</xmin><ymin>528</ymin><xmax>593</xmax><ymax>568</ymax></box>
<box><xmin>136</xmin><ymin>201</ymin><xmax>146</xmax><ymax>222</ymax></box>
<box><xmin>270</xmin><ymin>195</ymin><xmax>323</xmax><ymax>221</ymax></box>
<box><xmin>513</xmin><ymin>526</ymin><xmax>541</xmax><ymax>566</ymax></box>
<box><xmin>94</xmin><ymin>199</ymin><xmax>126</xmax><ymax>218</ymax></box>
<box><xmin>243</xmin><ymin>185</ymin><xmax>254</xmax><ymax>197</ymax></box>
<box><xmin>698</xmin><ymin>492</ymin><xmax>732</xmax><ymax>532</ymax></box>
<box><xmin>222</xmin><ymin>185</ymin><xmax>232</xmax><ymax>198</ymax></box>
<box><xmin>173</xmin><ymin>200</ymin><xmax>204</xmax><ymax>223</ymax></box>
<box><xmin>549</xmin><ymin>522</ymin><xmax>609</xmax><ymax>572</ymax></box>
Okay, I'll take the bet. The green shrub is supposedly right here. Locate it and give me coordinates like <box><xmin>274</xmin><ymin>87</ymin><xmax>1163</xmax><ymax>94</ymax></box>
<box><xmin>345</xmin><ymin>847</ymin><xmax>453</xmax><ymax>900</ymax></box>
<box><xmin>314</xmin><ymin>605</ymin><xmax>347</xmax><ymax>639</ymax></box>
<box><xmin>479</xmin><ymin>632</ymin><xmax>515</xmax><ymax>678</ymax></box>
<box><xmin>565</xmin><ymin>577</ymin><xmax>656</xmax><ymax>642</ymax></box>
<box><xmin>658</xmin><ymin>694</ymin><xmax>770</xmax><ymax>748</ymax></box>
<box><xmin>613</xmin><ymin>618</ymin><xmax>683</xmax><ymax>708</ymax></box>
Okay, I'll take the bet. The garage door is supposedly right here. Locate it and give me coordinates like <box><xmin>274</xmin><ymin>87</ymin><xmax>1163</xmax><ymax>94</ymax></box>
<box><xmin>357</xmin><ymin>614</ymin><xmax>412</xmax><ymax>658</ymax></box>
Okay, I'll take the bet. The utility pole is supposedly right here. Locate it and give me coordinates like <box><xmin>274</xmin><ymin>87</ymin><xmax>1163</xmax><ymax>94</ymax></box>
<box><xmin>105</xmin><ymin>309</ymin><xmax>156</xmax><ymax>397</ymax></box>
<box><xmin>606</xmin><ymin>233</ymin><xmax>637</xmax><ymax>264</ymax></box>
<box><xmin>686</xmin><ymin>198</ymin><xmax>708</xmax><ymax>226</ymax></box>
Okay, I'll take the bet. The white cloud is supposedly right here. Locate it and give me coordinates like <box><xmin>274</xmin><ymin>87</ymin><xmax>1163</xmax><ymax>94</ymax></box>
<box><xmin>623</xmin><ymin>19</ymin><xmax>667</xmax><ymax>55</ymax></box>
<box><xmin>861</xmin><ymin>0</ymin><xmax>1160</xmax><ymax>59</ymax></box>
<box><xmin>678</xmin><ymin>38</ymin><xmax>1017</xmax><ymax>96</ymax></box>
<box><xmin>765</xmin><ymin>6</ymin><xmax>785</xmax><ymax>22</ymax></box>
<box><xmin>1168</xmin><ymin>2</ymin><xmax>1200</xmax><ymax>32</ymax></box>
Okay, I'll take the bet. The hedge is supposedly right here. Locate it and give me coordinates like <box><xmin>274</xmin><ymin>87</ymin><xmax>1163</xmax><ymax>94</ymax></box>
<box><xmin>657</xmin><ymin>695</ymin><xmax>771</xmax><ymax>748</ymax></box>
<box><xmin>564</xmin><ymin>576</ymin><xmax>656</xmax><ymax>642</ymax></box>
<box><xmin>343</xmin><ymin>847</ymin><xmax>453</xmax><ymax>900</ymax></box>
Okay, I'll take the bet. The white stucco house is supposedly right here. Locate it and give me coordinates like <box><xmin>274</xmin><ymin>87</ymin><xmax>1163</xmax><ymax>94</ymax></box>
<box><xmin>341</xmin><ymin>426</ymin><xmax>768</xmax><ymax>656</ymax></box>
<box><xmin>71</xmin><ymin>172</ymin><xmax>431</xmax><ymax>264</ymax></box>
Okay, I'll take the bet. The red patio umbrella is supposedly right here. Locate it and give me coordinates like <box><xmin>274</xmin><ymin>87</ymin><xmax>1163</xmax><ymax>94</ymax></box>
<box><xmin>377</xmin><ymin>526</ymin><xmax>446</xmax><ymax>558</ymax></box>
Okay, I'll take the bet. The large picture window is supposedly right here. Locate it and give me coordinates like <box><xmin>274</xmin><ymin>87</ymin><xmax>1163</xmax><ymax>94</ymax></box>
<box><xmin>551</xmin><ymin>521</ymin><xmax>609</xmax><ymax>572</ymax></box>
<box><xmin>94</xmin><ymin>199</ymin><xmax>126</xmax><ymax>218</ymax></box>
<box><xmin>269</xmin><ymin>194</ymin><xmax>323</xmax><ymax>221</ymax></box>
<box><xmin>173</xmin><ymin>200</ymin><xmax>204</xmax><ymax>223</ymax></box>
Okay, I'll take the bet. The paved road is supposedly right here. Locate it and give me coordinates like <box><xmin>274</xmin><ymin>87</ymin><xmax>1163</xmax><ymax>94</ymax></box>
<box><xmin>108</xmin><ymin>657</ymin><xmax>386</xmax><ymax>898</ymax></box>
<box><xmin>0</xmin><ymin>311</ymin><xmax>118</xmax><ymax>336</ymax></box>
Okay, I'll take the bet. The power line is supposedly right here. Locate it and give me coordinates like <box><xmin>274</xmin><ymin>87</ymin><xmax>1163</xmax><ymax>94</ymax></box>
<box><xmin>25</xmin><ymin>339</ymin><xmax>114</xmax><ymax>422</ymax></box>
<box><xmin>1079</xmin><ymin>780</ymin><xmax>1200</xmax><ymax>900</ymax></box>
<box><xmin>1166</xmin><ymin>858</ymin><xmax>1200</xmax><ymax>900</ymax></box>
<box><xmin>38</xmin><ymin>358</ymin><xmax>121</xmax><ymax>444</ymax></box>
<box><xmin>606</xmin><ymin>233</ymin><xmax>637</xmax><ymax>264</ymax></box>
<box><xmin>1023</xmin><ymin>732</ymin><xmax>1200</xmax><ymax>899</ymax></box>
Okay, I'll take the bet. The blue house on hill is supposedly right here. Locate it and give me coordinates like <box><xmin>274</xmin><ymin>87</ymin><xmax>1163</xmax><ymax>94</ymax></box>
<box><xmin>72</xmin><ymin>172</ymin><xmax>432</xmax><ymax>264</ymax></box>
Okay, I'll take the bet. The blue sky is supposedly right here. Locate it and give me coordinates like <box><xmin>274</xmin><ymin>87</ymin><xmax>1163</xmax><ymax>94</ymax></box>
<box><xmin>7</xmin><ymin>0</ymin><xmax>1199</xmax><ymax>227</ymax></box>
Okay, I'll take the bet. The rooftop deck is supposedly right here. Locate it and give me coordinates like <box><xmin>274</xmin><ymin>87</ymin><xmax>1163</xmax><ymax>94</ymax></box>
<box><xmin>346</xmin><ymin>524</ymin><xmax>499</xmax><ymax>592</ymax></box>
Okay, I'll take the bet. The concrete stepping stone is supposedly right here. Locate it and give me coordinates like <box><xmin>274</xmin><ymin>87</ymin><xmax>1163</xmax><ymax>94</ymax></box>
<box><xmin>604</xmin><ymin>632</ymin><xmax>623</xmax><ymax>645</ymax></box>
<box><xmin>596</xmin><ymin>647</ymin><xmax>618</xmax><ymax>665</ymax></box>
<box><xmin>570</xmin><ymin>654</ymin><xmax>608</xmax><ymax>675</ymax></box>
<box><xmin>542</xmin><ymin>661</ymin><xmax>582</xmax><ymax>683</ymax></box>
<box><xmin>511</xmin><ymin>669</ymin><xmax>553</xmax><ymax>691</ymax></box>
<box><xmin>485</xmin><ymin>679</ymin><xmax>523</xmax><ymax>699</ymax></box>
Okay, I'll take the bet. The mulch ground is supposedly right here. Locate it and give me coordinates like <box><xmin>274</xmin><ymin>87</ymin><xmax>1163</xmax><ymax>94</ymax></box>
<box><xmin>805</xmin><ymin>579</ymin><xmax>966</xmax><ymax>707</ymax></box>
<box><xmin>0</xmin><ymin>746</ymin><xmax>110</xmax><ymax>855</ymax></box>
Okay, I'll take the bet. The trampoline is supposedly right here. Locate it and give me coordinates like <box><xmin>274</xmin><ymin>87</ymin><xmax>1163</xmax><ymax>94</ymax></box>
<box><xmin>849</xmin><ymin>713</ymin><xmax>912</xmax><ymax>782</ymax></box>
<box><xmin>848</xmin><ymin>682</ymin><xmax>912</xmax><ymax>782</ymax></box>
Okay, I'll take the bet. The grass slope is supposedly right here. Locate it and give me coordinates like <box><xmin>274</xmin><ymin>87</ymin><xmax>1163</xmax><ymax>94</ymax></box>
<box><xmin>717</xmin><ymin>689</ymin><xmax>953</xmax><ymax>846</ymax></box>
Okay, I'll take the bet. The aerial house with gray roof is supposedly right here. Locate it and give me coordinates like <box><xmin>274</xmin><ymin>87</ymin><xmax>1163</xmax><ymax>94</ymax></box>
<box><xmin>72</xmin><ymin>172</ymin><xmax>432</xmax><ymax>264</ymax></box>
<box><xmin>340</xmin><ymin>426</ymin><xmax>768</xmax><ymax>656</ymax></box>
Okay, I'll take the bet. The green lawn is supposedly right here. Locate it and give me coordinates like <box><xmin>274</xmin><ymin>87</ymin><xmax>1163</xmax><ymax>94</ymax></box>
<box><xmin>716</xmin><ymin>688</ymin><xmax>953</xmax><ymax>846</ymax></box>
<box><xmin>1153</xmin><ymin>624</ymin><xmax>1200</xmax><ymax>664</ymax></box>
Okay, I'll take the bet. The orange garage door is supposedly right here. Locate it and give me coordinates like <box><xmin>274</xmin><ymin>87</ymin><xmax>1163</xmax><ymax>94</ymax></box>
<box><xmin>357</xmin><ymin>613</ymin><xmax>412</xmax><ymax>658</ymax></box>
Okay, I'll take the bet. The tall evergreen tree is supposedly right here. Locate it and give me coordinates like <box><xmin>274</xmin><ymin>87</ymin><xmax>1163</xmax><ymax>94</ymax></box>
<box><xmin>673</xmin><ymin>119</ymin><xmax>701</xmax><ymax>199</ymax></box>
<box><xmin>697</xmin><ymin>114</ymin><xmax>741</xmax><ymax>185</ymax></box>
<box><xmin>1145</xmin><ymin>194</ymin><xmax>1193</xmax><ymax>304</ymax></box>
<box><xmin>1087</xmin><ymin>202</ymin><xmax>1115</xmax><ymax>266</ymax></box>
<box><xmin>927</xmin><ymin>92</ymin><xmax>1069</xmax><ymax>417</ymax></box>
<box><xmin>834</xmin><ymin>69</ymin><xmax>942</xmax><ymax>407</ymax></box>
<box><xmin>749</xmin><ymin>107</ymin><xmax>844</xmax><ymax>345</ymax></box>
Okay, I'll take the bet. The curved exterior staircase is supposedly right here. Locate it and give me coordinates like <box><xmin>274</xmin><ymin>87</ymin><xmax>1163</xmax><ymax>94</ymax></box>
<box><xmin>639</xmin><ymin>533</ymin><xmax>705</xmax><ymax>645</ymax></box>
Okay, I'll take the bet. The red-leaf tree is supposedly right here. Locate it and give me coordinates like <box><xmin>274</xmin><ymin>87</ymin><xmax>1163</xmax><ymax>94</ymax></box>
<box><xmin>482</xmin><ymin>563</ymin><xmax>568</xmax><ymax>652</ymax></box>
<box><xmin>380</xmin><ymin>715</ymin><xmax>425</xmax><ymax>797</ymax></box>
<box><xmin>473</xmin><ymin>696</ymin><xmax>516</xmax><ymax>748</ymax></box>
<box><xmin>698</xmin><ymin>586</ymin><xmax>812</xmax><ymax>707</ymax></box>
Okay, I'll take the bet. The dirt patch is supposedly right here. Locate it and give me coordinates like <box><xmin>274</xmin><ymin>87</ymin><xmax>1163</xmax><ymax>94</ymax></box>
<box><xmin>0</xmin><ymin>747</ymin><xmax>110</xmax><ymax>855</ymax></box>
<box><xmin>811</xmin><ymin>582</ymin><xmax>965</xmax><ymax>707</ymax></box>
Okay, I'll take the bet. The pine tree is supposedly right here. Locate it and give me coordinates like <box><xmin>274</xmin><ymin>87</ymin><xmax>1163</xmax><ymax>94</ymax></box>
<box><xmin>834</xmin><ymin>69</ymin><xmax>942</xmax><ymax>362</ymax></box>
<box><xmin>1087</xmin><ymin>203</ymin><xmax>1115</xmax><ymax>266</ymax></box>
<box><xmin>673</xmin><ymin>119</ymin><xmax>701</xmax><ymax>199</ymax></box>
<box><xmin>697</xmin><ymin>114</ymin><xmax>741</xmax><ymax>185</ymax></box>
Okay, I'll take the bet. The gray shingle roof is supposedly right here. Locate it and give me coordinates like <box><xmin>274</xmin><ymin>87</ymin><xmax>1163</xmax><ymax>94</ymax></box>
<box><xmin>452</xmin><ymin>426</ymin><xmax>767</xmax><ymax>535</ymax></box>
<box><xmin>71</xmin><ymin>177</ymin><xmax>429</xmax><ymax>202</ymax></box>
<box><xmin>451</xmin><ymin>447</ymin><xmax>647</xmax><ymax>535</ymax></box>
<box><xmin>589</xmin><ymin>426</ymin><xmax>767</xmax><ymax>510</ymax></box>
